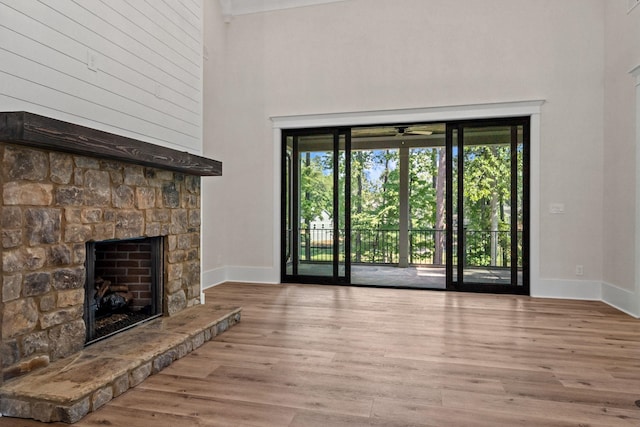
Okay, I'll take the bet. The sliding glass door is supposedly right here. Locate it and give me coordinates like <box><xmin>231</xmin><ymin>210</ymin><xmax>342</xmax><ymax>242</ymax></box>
<box><xmin>282</xmin><ymin>117</ymin><xmax>529</xmax><ymax>294</ymax></box>
<box><xmin>446</xmin><ymin>119</ymin><xmax>529</xmax><ymax>293</ymax></box>
<box><xmin>282</xmin><ymin>129</ymin><xmax>350</xmax><ymax>284</ymax></box>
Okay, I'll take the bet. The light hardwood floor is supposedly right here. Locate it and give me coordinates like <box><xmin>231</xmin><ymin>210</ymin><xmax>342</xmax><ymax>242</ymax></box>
<box><xmin>2</xmin><ymin>282</ymin><xmax>640</xmax><ymax>426</ymax></box>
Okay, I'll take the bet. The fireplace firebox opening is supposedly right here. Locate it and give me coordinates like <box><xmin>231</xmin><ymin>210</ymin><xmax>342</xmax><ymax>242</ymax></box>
<box><xmin>84</xmin><ymin>236</ymin><xmax>164</xmax><ymax>345</ymax></box>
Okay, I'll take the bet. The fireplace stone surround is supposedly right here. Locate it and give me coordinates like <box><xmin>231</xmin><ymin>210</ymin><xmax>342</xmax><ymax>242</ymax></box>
<box><xmin>0</xmin><ymin>112</ymin><xmax>222</xmax><ymax>384</ymax></box>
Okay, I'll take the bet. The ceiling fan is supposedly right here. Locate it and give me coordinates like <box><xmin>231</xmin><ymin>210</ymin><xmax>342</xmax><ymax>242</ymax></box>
<box><xmin>395</xmin><ymin>126</ymin><xmax>433</xmax><ymax>136</ymax></box>
<box><xmin>351</xmin><ymin>125</ymin><xmax>438</xmax><ymax>139</ymax></box>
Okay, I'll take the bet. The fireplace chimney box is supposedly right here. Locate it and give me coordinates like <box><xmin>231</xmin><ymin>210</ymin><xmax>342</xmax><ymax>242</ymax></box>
<box><xmin>0</xmin><ymin>112</ymin><xmax>219</xmax><ymax>383</ymax></box>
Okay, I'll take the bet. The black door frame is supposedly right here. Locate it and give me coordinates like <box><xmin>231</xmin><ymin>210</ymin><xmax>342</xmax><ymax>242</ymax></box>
<box><xmin>445</xmin><ymin>117</ymin><xmax>530</xmax><ymax>294</ymax></box>
<box><xmin>281</xmin><ymin>127</ymin><xmax>351</xmax><ymax>285</ymax></box>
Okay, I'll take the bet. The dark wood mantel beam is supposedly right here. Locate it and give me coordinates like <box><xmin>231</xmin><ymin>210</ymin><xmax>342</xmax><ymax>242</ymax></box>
<box><xmin>0</xmin><ymin>112</ymin><xmax>222</xmax><ymax>176</ymax></box>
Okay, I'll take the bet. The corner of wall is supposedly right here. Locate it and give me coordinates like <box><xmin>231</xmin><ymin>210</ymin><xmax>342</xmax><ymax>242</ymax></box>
<box><xmin>533</xmin><ymin>279</ymin><xmax>639</xmax><ymax>318</ymax></box>
<box><xmin>602</xmin><ymin>281</ymin><xmax>639</xmax><ymax>317</ymax></box>
<box><xmin>202</xmin><ymin>266</ymin><xmax>279</xmax><ymax>289</ymax></box>
<box><xmin>202</xmin><ymin>266</ymin><xmax>228</xmax><ymax>289</ymax></box>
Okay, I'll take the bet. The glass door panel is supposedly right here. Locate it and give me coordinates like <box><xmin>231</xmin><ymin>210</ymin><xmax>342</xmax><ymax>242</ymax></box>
<box><xmin>516</xmin><ymin>126</ymin><xmax>525</xmax><ymax>286</ymax></box>
<box><xmin>462</xmin><ymin>126</ymin><xmax>512</xmax><ymax>284</ymax></box>
<box><xmin>337</xmin><ymin>134</ymin><xmax>349</xmax><ymax>281</ymax></box>
<box><xmin>407</xmin><ymin>144</ymin><xmax>447</xmax><ymax>289</ymax></box>
<box><xmin>447</xmin><ymin>119</ymin><xmax>528</xmax><ymax>293</ymax></box>
<box><xmin>446</xmin><ymin>127</ymin><xmax>458</xmax><ymax>287</ymax></box>
<box><xmin>284</xmin><ymin>136</ymin><xmax>294</xmax><ymax>276</ymax></box>
<box><xmin>282</xmin><ymin>130</ymin><xmax>349</xmax><ymax>284</ymax></box>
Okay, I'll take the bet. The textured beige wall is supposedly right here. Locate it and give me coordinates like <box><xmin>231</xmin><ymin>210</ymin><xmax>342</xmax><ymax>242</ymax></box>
<box><xmin>202</xmin><ymin>0</ymin><xmax>229</xmax><ymax>275</ymax></box>
<box><xmin>603</xmin><ymin>2</ymin><xmax>640</xmax><ymax>292</ymax></box>
<box><xmin>203</xmin><ymin>0</ymin><xmax>608</xmax><ymax>287</ymax></box>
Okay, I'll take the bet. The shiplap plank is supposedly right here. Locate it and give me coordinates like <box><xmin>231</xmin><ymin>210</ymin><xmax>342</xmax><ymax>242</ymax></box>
<box><xmin>0</xmin><ymin>70</ymin><xmax>198</xmax><ymax>152</ymax></box>
<box><xmin>91</xmin><ymin>0</ymin><xmax>200</xmax><ymax>74</ymax></box>
<box><xmin>162</xmin><ymin>0</ymin><xmax>202</xmax><ymax>35</ymax></box>
<box><xmin>52</xmin><ymin>0</ymin><xmax>200</xmax><ymax>88</ymax></box>
<box><xmin>0</xmin><ymin>49</ymin><xmax>199</xmax><ymax>139</ymax></box>
<box><xmin>0</xmin><ymin>3</ymin><xmax>199</xmax><ymax>114</ymax></box>
<box><xmin>123</xmin><ymin>0</ymin><xmax>201</xmax><ymax>55</ymax></box>
<box><xmin>0</xmin><ymin>26</ymin><xmax>199</xmax><ymax>129</ymax></box>
<box><xmin>152</xmin><ymin>0</ymin><xmax>201</xmax><ymax>41</ymax></box>
<box><xmin>0</xmin><ymin>0</ymin><xmax>202</xmax><ymax>154</ymax></box>
<box><xmin>4</xmin><ymin>0</ymin><xmax>199</xmax><ymax>95</ymax></box>
<box><xmin>107</xmin><ymin>0</ymin><xmax>200</xmax><ymax>65</ymax></box>
<box><xmin>180</xmin><ymin>0</ymin><xmax>201</xmax><ymax>21</ymax></box>
<box><xmin>138</xmin><ymin>0</ymin><xmax>201</xmax><ymax>51</ymax></box>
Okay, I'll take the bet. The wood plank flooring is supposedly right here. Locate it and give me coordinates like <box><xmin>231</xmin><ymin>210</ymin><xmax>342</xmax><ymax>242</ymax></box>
<box><xmin>2</xmin><ymin>282</ymin><xmax>640</xmax><ymax>426</ymax></box>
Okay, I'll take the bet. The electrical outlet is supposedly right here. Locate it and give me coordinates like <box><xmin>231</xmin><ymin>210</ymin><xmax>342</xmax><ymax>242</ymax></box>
<box><xmin>575</xmin><ymin>265</ymin><xmax>584</xmax><ymax>276</ymax></box>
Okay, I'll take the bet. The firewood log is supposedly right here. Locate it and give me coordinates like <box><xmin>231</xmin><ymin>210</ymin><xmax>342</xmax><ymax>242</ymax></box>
<box><xmin>96</xmin><ymin>280</ymin><xmax>110</xmax><ymax>298</ymax></box>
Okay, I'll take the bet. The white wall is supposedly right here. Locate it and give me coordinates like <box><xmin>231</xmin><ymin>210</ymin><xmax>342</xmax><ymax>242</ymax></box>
<box><xmin>0</xmin><ymin>0</ymin><xmax>203</xmax><ymax>154</ymax></box>
<box><xmin>602</xmin><ymin>1</ymin><xmax>640</xmax><ymax>316</ymax></box>
<box><xmin>202</xmin><ymin>0</ymin><xmax>231</xmax><ymax>284</ymax></box>
<box><xmin>202</xmin><ymin>0</ymin><xmax>608</xmax><ymax>294</ymax></box>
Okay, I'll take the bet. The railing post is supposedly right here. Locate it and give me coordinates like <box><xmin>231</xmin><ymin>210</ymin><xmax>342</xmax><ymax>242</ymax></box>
<box><xmin>398</xmin><ymin>147</ymin><xmax>409</xmax><ymax>267</ymax></box>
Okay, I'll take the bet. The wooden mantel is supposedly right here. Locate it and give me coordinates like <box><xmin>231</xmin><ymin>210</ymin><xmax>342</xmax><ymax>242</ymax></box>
<box><xmin>0</xmin><ymin>112</ymin><xmax>222</xmax><ymax>176</ymax></box>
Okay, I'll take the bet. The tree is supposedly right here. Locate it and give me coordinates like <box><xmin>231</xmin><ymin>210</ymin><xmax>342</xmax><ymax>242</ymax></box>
<box><xmin>462</xmin><ymin>144</ymin><xmax>512</xmax><ymax>266</ymax></box>
<box><xmin>434</xmin><ymin>148</ymin><xmax>446</xmax><ymax>265</ymax></box>
<box><xmin>300</xmin><ymin>152</ymin><xmax>333</xmax><ymax>260</ymax></box>
<box><xmin>300</xmin><ymin>152</ymin><xmax>333</xmax><ymax>224</ymax></box>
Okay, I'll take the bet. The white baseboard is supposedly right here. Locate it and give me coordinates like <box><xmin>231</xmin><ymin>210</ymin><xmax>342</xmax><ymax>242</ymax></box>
<box><xmin>531</xmin><ymin>279</ymin><xmax>602</xmax><ymax>300</ymax></box>
<box><xmin>202</xmin><ymin>266</ymin><xmax>228</xmax><ymax>289</ymax></box>
<box><xmin>202</xmin><ymin>266</ymin><xmax>279</xmax><ymax>289</ymax></box>
<box><xmin>225</xmin><ymin>266</ymin><xmax>279</xmax><ymax>284</ymax></box>
<box><xmin>602</xmin><ymin>282</ymin><xmax>639</xmax><ymax>318</ymax></box>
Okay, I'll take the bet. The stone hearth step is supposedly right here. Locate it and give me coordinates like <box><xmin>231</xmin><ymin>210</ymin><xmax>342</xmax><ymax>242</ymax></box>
<box><xmin>0</xmin><ymin>304</ymin><xmax>241</xmax><ymax>424</ymax></box>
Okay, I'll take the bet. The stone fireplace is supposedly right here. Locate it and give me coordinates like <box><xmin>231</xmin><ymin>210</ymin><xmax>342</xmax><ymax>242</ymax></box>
<box><xmin>0</xmin><ymin>112</ymin><xmax>222</xmax><ymax>385</ymax></box>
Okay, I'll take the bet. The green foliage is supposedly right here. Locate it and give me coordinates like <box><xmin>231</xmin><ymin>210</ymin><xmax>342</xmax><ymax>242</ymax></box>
<box><xmin>297</xmin><ymin>140</ymin><xmax>520</xmax><ymax>268</ymax></box>
<box><xmin>408</xmin><ymin>148</ymin><xmax>439</xmax><ymax>229</ymax></box>
<box><xmin>461</xmin><ymin>144</ymin><xmax>513</xmax><ymax>266</ymax></box>
<box><xmin>299</xmin><ymin>153</ymin><xmax>332</xmax><ymax>225</ymax></box>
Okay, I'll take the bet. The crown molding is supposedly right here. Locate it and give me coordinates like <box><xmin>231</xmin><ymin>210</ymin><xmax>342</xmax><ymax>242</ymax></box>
<box><xmin>219</xmin><ymin>0</ymin><xmax>344</xmax><ymax>19</ymax></box>
<box><xmin>271</xmin><ymin>100</ymin><xmax>546</xmax><ymax>129</ymax></box>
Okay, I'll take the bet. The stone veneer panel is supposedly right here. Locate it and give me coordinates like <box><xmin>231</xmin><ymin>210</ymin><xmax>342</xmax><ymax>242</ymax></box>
<box><xmin>0</xmin><ymin>143</ymin><xmax>202</xmax><ymax>383</ymax></box>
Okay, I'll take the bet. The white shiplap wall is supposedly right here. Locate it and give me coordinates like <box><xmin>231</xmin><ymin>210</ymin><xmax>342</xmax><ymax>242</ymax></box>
<box><xmin>0</xmin><ymin>0</ymin><xmax>203</xmax><ymax>154</ymax></box>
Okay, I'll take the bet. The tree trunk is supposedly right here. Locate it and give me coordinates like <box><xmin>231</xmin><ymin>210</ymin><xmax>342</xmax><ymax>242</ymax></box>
<box><xmin>304</xmin><ymin>153</ymin><xmax>311</xmax><ymax>261</ymax></box>
<box><xmin>490</xmin><ymin>147</ymin><xmax>499</xmax><ymax>266</ymax></box>
<box><xmin>433</xmin><ymin>148</ymin><xmax>446</xmax><ymax>265</ymax></box>
<box><xmin>490</xmin><ymin>190</ymin><xmax>499</xmax><ymax>266</ymax></box>
<box><xmin>381</xmin><ymin>152</ymin><xmax>390</xmax><ymax>263</ymax></box>
<box><xmin>355</xmin><ymin>152</ymin><xmax>363</xmax><ymax>263</ymax></box>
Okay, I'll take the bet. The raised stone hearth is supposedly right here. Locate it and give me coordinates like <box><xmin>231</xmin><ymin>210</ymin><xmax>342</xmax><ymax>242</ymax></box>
<box><xmin>0</xmin><ymin>303</ymin><xmax>241</xmax><ymax>423</ymax></box>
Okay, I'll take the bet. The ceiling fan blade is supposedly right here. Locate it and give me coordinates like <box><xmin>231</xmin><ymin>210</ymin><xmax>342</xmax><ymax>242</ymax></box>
<box><xmin>406</xmin><ymin>130</ymin><xmax>433</xmax><ymax>135</ymax></box>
